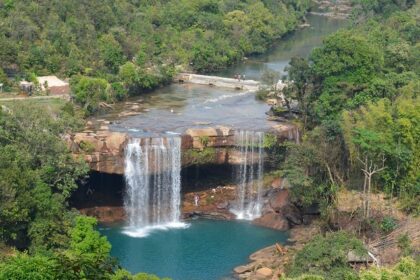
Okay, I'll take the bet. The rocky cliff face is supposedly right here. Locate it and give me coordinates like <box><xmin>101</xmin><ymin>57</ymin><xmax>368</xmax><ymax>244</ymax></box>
<box><xmin>69</xmin><ymin>124</ymin><xmax>299</xmax><ymax>175</ymax></box>
<box><xmin>68</xmin><ymin>130</ymin><xmax>129</xmax><ymax>174</ymax></box>
<box><xmin>253</xmin><ymin>188</ymin><xmax>303</xmax><ymax>231</ymax></box>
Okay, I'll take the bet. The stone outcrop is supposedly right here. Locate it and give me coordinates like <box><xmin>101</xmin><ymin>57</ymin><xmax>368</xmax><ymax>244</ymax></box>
<box><xmin>79</xmin><ymin>206</ymin><xmax>126</xmax><ymax>224</ymax></box>
<box><xmin>253</xmin><ymin>212</ymin><xmax>290</xmax><ymax>231</ymax></box>
<box><xmin>234</xmin><ymin>224</ymin><xmax>321</xmax><ymax>279</ymax></box>
<box><xmin>68</xmin><ymin>131</ymin><xmax>129</xmax><ymax>175</ymax></box>
<box><xmin>253</xmin><ymin>189</ymin><xmax>303</xmax><ymax>231</ymax></box>
<box><xmin>70</xmin><ymin>124</ymin><xmax>300</xmax><ymax>175</ymax></box>
<box><xmin>182</xmin><ymin>186</ymin><xmax>237</xmax><ymax>221</ymax></box>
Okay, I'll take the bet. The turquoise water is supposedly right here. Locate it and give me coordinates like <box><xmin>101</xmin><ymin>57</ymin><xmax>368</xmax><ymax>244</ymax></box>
<box><xmin>99</xmin><ymin>219</ymin><xmax>288</xmax><ymax>280</ymax></box>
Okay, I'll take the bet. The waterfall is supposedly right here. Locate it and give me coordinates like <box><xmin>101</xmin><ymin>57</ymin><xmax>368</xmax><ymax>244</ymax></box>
<box><xmin>123</xmin><ymin>137</ymin><xmax>186</xmax><ymax>237</ymax></box>
<box><xmin>231</xmin><ymin>131</ymin><xmax>265</xmax><ymax>220</ymax></box>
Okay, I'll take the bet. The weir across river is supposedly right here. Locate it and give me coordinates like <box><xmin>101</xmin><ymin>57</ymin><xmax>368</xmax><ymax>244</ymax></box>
<box><xmin>175</xmin><ymin>73</ymin><xmax>262</xmax><ymax>91</ymax></box>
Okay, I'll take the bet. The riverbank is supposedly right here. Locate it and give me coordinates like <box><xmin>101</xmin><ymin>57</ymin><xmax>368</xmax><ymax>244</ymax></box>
<box><xmin>234</xmin><ymin>189</ymin><xmax>420</xmax><ymax>279</ymax></box>
<box><xmin>234</xmin><ymin>223</ymin><xmax>321</xmax><ymax>279</ymax></box>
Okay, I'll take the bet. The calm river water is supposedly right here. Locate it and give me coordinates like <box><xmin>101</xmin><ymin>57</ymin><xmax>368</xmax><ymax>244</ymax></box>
<box><xmin>105</xmin><ymin>15</ymin><xmax>347</xmax><ymax>136</ymax></box>
<box><xmin>100</xmin><ymin>14</ymin><xmax>347</xmax><ymax>280</ymax></box>
<box><xmin>100</xmin><ymin>219</ymin><xmax>289</xmax><ymax>280</ymax></box>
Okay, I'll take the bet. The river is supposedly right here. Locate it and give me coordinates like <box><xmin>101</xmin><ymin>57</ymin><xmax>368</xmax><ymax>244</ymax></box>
<box><xmin>100</xmin><ymin>14</ymin><xmax>346</xmax><ymax>137</ymax></box>
<box><xmin>99</xmin><ymin>14</ymin><xmax>347</xmax><ymax>280</ymax></box>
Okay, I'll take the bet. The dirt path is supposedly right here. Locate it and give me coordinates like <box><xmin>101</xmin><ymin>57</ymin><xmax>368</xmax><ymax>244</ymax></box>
<box><xmin>0</xmin><ymin>94</ymin><xmax>70</xmax><ymax>102</ymax></box>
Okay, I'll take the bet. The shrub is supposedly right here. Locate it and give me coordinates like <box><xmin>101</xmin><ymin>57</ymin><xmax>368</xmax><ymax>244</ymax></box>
<box><xmin>286</xmin><ymin>231</ymin><xmax>367</xmax><ymax>280</ymax></box>
<box><xmin>380</xmin><ymin>216</ymin><xmax>397</xmax><ymax>233</ymax></box>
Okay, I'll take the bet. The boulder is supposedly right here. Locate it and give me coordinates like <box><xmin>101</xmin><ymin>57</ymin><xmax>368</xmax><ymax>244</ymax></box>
<box><xmin>253</xmin><ymin>213</ymin><xmax>289</xmax><ymax>231</ymax></box>
<box><xmin>270</xmin><ymin>178</ymin><xmax>283</xmax><ymax>188</ymax></box>
<box><xmin>282</xmin><ymin>205</ymin><xmax>303</xmax><ymax>226</ymax></box>
<box><xmin>216</xmin><ymin>201</ymin><xmax>229</xmax><ymax>209</ymax></box>
<box><xmin>256</xmin><ymin>267</ymin><xmax>273</xmax><ymax>278</ymax></box>
<box><xmin>269</xmin><ymin>189</ymin><xmax>290</xmax><ymax>212</ymax></box>
<box><xmin>234</xmin><ymin>261</ymin><xmax>258</xmax><ymax>274</ymax></box>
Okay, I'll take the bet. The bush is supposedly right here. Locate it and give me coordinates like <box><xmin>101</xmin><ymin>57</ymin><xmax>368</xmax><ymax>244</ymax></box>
<box><xmin>71</xmin><ymin>75</ymin><xmax>110</xmax><ymax>115</ymax></box>
<box><xmin>380</xmin><ymin>216</ymin><xmax>397</xmax><ymax>233</ymax></box>
<box><xmin>286</xmin><ymin>232</ymin><xmax>367</xmax><ymax>280</ymax></box>
<box><xmin>111</xmin><ymin>82</ymin><xmax>127</xmax><ymax>101</ymax></box>
<box><xmin>359</xmin><ymin>257</ymin><xmax>419</xmax><ymax>279</ymax></box>
<box><xmin>398</xmin><ymin>234</ymin><xmax>412</xmax><ymax>256</ymax></box>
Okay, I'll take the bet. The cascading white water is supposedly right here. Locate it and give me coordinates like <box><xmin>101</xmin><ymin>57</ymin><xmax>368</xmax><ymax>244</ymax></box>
<box><xmin>231</xmin><ymin>131</ymin><xmax>265</xmax><ymax>220</ymax></box>
<box><xmin>123</xmin><ymin>137</ymin><xmax>186</xmax><ymax>237</ymax></box>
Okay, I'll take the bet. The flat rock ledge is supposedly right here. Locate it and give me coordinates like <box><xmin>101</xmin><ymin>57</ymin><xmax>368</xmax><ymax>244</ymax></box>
<box><xmin>68</xmin><ymin>124</ymin><xmax>299</xmax><ymax>175</ymax></box>
<box><xmin>234</xmin><ymin>245</ymin><xmax>284</xmax><ymax>280</ymax></box>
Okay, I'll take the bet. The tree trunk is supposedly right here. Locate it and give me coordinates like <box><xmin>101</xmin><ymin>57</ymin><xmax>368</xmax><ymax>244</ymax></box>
<box><xmin>367</xmin><ymin>174</ymin><xmax>372</xmax><ymax>219</ymax></box>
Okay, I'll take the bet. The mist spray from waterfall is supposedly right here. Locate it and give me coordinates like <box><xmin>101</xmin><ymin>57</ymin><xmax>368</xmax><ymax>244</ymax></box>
<box><xmin>231</xmin><ymin>131</ymin><xmax>265</xmax><ymax>220</ymax></box>
<box><xmin>123</xmin><ymin>137</ymin><xmax>187</xmax><ymax>237</ymax></box>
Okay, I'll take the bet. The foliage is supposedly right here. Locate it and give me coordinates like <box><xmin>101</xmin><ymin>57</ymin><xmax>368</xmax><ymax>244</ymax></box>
<box><xmin>281</xmin><ymin>1</ymin><xmax>420</xmax><ymax>215</ymax></box>
<box><xmin>0</xmin><ymin>253</ymin><xmax>58</xmax><ymax>280</ymax></box>
<box><xmin>397</xmin><ymin>233</ymin><xmax>412</xmax><ymax>256</ymax></box>
<box><xmin>352</xmin><ymin>0</ymin><xmax>415</xmax><ymax>18</ymax></box>
<box><xmin>261</xmin><ymin>68</ymin><xmax>281</xmax><ymax>90</ymax></box>
<box><xmin>263</xmin><ymin>133</ymin><xmax>278</xmax><ymax>149</ymax></box>
<box><xmin>342</xmin><ymin>91</ymin><xmax>420</xmax><ymax>212</ymax></box>
<box><xmin>286</xmin><ymin>232</ymin><xmax>367</xmax><ymax>280</ymax></box>
<box><xmin>380</xmin><ymin>216</ymin><xmax>397</xmax><ymax>233</ymax></box>
<box><xmin>0</xmin><ymin>0</ymin><xmax>311</xmax><ymax>103</ymax></box>
<box><xmin>0</xmin><ymin>216</ymin><xmax>164</xmax><ymax>280</ymax></box>
<box><xmin>183</xmin><ymin>148</ymin><xmax>216</xmax><ymax>165</ymax></box>
<box><xmin>0</xmin><ymin>102</ymin><xmax>87</xmax><ymax>249</ymax></box>
<box><xmin>281</xmin><ymin>127</ymin><xmax>343</xmax><ymax>214</ymax></box>
<box><xmin>70</xmin><ymin>75</ymin><xmax>111</xmax><ymax>116</ymax></box>
<box><xmin>111</xmin><ymin>270</ymin><xmax>171</xmax><ymax>280</ymax></box>
<box><xmin>359</xmin><ymin>257</ymin><xmax>420</xmax><ymax>280</ymax></box>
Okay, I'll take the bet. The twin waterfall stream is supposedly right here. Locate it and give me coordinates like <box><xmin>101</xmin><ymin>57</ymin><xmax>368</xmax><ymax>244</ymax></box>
<box><xmin>123</xmin><ymin>137</ymin><xmax>185</xmax><ymax>237</ymax></box>
<box><xmin>123</xmin><ymin>131</ymin><xmax>265</xmax><ymax>237</ymax></box>
<box><xmin>231</xmin><ymin>131</ymin><xmax>265</xmax><ymax>220</ymax></box>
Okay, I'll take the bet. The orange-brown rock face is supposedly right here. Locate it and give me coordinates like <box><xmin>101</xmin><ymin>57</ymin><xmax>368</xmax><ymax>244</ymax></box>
<box><xmin>79</xmin><ymin>206</ymin><xmax>126</xmax><ymax>224</ymax></box>
<box><xmin>68</xmin><ymin>131</ymin><xmax>129</xmax><ymax>175</ymax></box>
<box><xmin>253</xmin><ymin>212</ymin><xmax>290</xmax><ymax>231</ymax></box>
<box><xmin>69</xmin><ymin>124</ymin><xmax>299</xmax><ymax>175</ymax></box>
<box><xmin>182</xmin><ymin>186</ymin><xmax>237</xmax><ymax>220</ymax></box>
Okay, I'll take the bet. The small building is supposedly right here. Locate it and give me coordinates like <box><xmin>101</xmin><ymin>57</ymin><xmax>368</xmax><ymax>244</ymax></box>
<box><xmin>37</xmin><ymin>75</ymin><xmax>70</xmax><ymax>95</ymax></box>
<box><xmin>19</xmin><ymin>81</ymin><xmax>34</xmax><ymax>94</ymax></box>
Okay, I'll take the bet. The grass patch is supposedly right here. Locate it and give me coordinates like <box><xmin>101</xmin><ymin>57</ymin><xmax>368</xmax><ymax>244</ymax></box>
<box><xmin>183</xmin><ymin>147</ymin><xmax>217</xmax><ymax>165</ymax></box>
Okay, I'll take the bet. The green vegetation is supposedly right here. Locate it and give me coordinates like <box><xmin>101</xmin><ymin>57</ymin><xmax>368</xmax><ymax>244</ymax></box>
<box><xmin>0</xmin><ymin>103</ymin><xmax>167</xmax><ymax>279</ymax></box>
<box><xmin>281</xmin><ymin>0</ymin><xmax>419</xmax><ymax>216</ymax></box>
<box><xmin>183</xmin><ymin>147</ymin><xmax>217</xmax><ymax>165</ymax></box>
<box><xmin>274</xmin><ymin>2</ymin><xmax>419</xmax><ymax>279</ymax></box>
<box><xmin>379</xmin><ymin>216</ymin><xmax>397</xmax><ymax>233</ymax></box>
<box><xmin>359</xmin><ymin>257</ymin><xmax>420</xmax><ymax>279</ymax></box>
<box><xmin>283</xmin><ymin>256</ymin><xmax>420</xmax><ymax>280</ymax></box>
<box><xmin>286</xmin><ymin>232</ymin><xmax>367</xmax><ymax>280</ymax></box>
<box><xmin>0</xmin><ymin>0</ymin><xmax>311</xmax><ymax>114</ymax></box>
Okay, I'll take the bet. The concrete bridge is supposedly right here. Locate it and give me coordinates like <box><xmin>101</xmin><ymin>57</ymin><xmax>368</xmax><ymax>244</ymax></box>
<box><xmin>175</xmin><ymin>73</ymin><xmax>261</xmax><ymax>91</ymax></box>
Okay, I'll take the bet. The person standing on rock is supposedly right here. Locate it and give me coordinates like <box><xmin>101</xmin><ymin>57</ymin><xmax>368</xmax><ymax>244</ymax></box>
<box><xmin>194</xmin><ymin>193</ymin><xmax>200</xmax><ymax>207</ymax></box>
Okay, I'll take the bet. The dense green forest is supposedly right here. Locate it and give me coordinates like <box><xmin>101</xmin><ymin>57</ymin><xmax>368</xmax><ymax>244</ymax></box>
<box><xmin>0</xmin><ymin>102</ymin><xmax>168</xmax><ymax>279</ymax></box>
<box><xmin>0</xmin><ymin>0</ymin><xmax>419</xmax><ymax>279</ymax></box>
<box><xmin>275</xmin><ymin>1</ymin><xmax>419</xmax><ymax>278</ymax></box>
<box><xmin>281</xmin><ymin>0</ymin><xmax>419</xmax><ymax>214</ymax></box>
<box><xmin>0</xmin><ymin>0</ymin><xmax>311</xmax><ymax>114</ymax></box>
